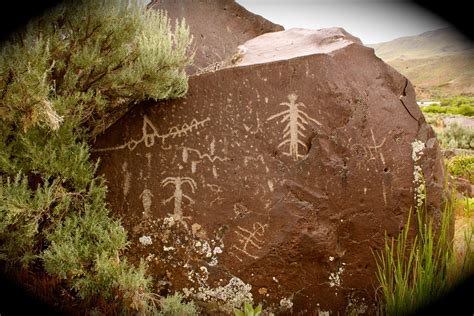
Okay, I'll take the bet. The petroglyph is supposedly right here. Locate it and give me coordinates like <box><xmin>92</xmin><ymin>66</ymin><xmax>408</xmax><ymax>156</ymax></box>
<box><xmin>229</xmin><ymin>222</ymin><xmax>269</xmax><ymax>262</ymax></box>
<box><xmin>210</xmin><ymin>138</ymin><xmax>216</xmax><ymax>155</ymax></box>
<box><xmin>382</xmin><ymin>182</ymin><xmax>388</xmax><ymax>206</ymax></box>
<box><xmin>162</xmin><ymin>177</ymin><xmax>197</xmax><ymax>227</ymax></box>
<box><xmin>267</xmin><ymin>179</ymin><xmax>274</xmax><ymax>192</ymax></box>
<box><xmin>146</xmin><ymin>152</ymin><xmax>152</xmax><ymax>169</ymax></box>
<box><xmin>122</xmin><ymin>162</ymin><xmax>131</xmax><ymax>197</ymax></box>
<box><xmin>267</xmin><ymin>94</ymin><xmax>321</xmax><ymax>160</ymax></box>
<box><xmin>206</xmin><ymin>184</ymin><xmax>223</xmax><ymax>193</ymax></box>
<box><xmin>367</xmin><ymin>129</ymin><xmax>388</xmax><ymax>205</ymax></box>
<box><xmin>180</xmin><ymin>146</ymin><xmax>228</xmax><ymax>164</ymax></box>
<box><xmin>352</xmin><ymin>130</ymin><xmax>387</xmax><ymax>171</ymax></box>
<box><xmin>243</xmin><ymin>154</ymin><xmax>269</xmax><ymax>173</ymax></box>
<box><xmin>368</xmin><ymin>129</ymin><xmax>386</xmax><ymax>165</ymax></box>
<box><xmin>243</xmin><ymin>113</ymin><xmax>263</xmax><ymax>135</ymax></box>
<box><xmin>232</xmin><ymin>203</ymin><xmax>252</xmax><ymax>220</ymax></box>
<box><xmin>191</xmin><ymin>161</ymin><xmax>200</xmax><ymax>173</ymax></box>
<box><xmin>93</xmin><ymin>115</ymin><xmax>210</xmax><ymax>152</ymax></box>
<box><xmin>140</xmin><ymin>189</ymin><xmax>153</xmax><ymax>218</ymax></box>
<box><xmin>210</xmin><ymin>197</ymin><xmax>224</xmax><ymax>207</ymax></box>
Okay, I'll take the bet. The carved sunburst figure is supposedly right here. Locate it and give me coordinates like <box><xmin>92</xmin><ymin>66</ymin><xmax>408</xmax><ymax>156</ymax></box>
<box><xmin>267</xmin><ymin>94</ymin><xmax>321</xmax><ymax>160</ymax></box>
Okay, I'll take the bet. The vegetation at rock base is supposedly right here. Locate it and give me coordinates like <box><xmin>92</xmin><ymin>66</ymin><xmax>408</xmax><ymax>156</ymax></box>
<box><xmin>0</xmin><ymin>0</ymin><xmax>193</xmax><ymax>313</ymax></box>
<box><xmin>373</xmin><ymin>180</ymin><xmax>473</xmax><ymax>315</ymax></box>
<box><xmin>157</xmin><ymin>292</ymin><xmax>199</xmax><ymax>316</ymax></box>
<box><xmin>446</xmin><ymin>154</ymin><xmax>474</xmax><ymax>183</ymax></box>
<box><xmin>233</xmin><ymin>302</ymin><xmax>263</xmax><ymax>316</ymax></box>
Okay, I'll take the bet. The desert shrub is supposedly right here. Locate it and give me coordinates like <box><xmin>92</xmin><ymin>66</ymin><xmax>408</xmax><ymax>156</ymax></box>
<box><xmin>158</xmin><ymin>292</ymin><xmax>199</xmax><ymax>316</ymax></box>
<box><xmin>446</xmin><ymin>154</ymin><xmax>474</xmax><ymax>183</ymax></box>
<box><xmin>421</xmin><ymin>104</ymin><xmax>449</xmax><ymax>115</ymax></box>
<box><xmin>440</xmin><ymin>96</ymin><xmax>474</xmax><ymax>108</ymax></box>
<box><xmin>0</xmin><ymin>0</ymin><xmax>193</xmax><ymax>312</ymax></box>
<box><xmin>421</xmin><ymin>96</ymin><xmax>474</xmax><ymax>117</ymax></box>
<box><xmin>456</xmin><ymin>104</ymin><xmax>474</xmax><ymax>117</ymax></box>
<box><xmin>437</xmin><ymin>123</ymin><xmax>474</xmax><ymax>150</ymax></box>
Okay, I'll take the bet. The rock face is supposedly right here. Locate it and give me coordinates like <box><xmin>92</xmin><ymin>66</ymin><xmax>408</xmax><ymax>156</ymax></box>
<box><xmin>148</xmin><ymin>0</ymin><xmax>284</xmax><ymax>74</ymax></box>
<box><xmin>92</xmin><ymin>27</ymin><xmax>446</xmax><ymax>314</ymax></box>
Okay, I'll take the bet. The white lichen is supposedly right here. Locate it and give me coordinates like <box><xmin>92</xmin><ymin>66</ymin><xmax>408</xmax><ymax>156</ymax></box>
<box><xmin>208</xmin><ymin>257</ymin><xmax>218</xmax><ymax>266</ymax></box>
<box><xmin>411</xmin><ymin>139</ymin><xmax>424</xmax><ymax>161</ymax></box>
<box><xmin>163</xmin><ymin>215</ymin><xmax>175</xmax><ymax>227</ymax></box>
<box><xmin>280</xmin><ymin>297</ymin><xmax>293</xmax><ymax>310</ymax></box>
<box><xmin>329</xmin><ymin>266</ymin><xmax>345</xmax><ymax>287</ymax></box>
<box><xmin>183</xmin><ymin>277</ymin><xmax>253</xmax><ymax>313</ymax></box>
<box><xmin>213</xmin><ymin>246</ymin><xmax>223</xmax><ymax>254</ymax></box>
<box><xmin>163</xmin><ymin>245</ymin><xmax>175</xmax><ymax>252</ymax></box>
<box><xmin>139</xmin><ymin>235</ymin><xmax>153</xmax><ymax>246</ymax></box>
<box><xmin>145</xmin><ymin>254</ymin><xmax>155</xmax><ymax>262</ymax></box>
<box><xmin>199</xmin><ymin>266</ymin><xmax>209</xmax><ymax>281</ymax></box>
<box><xmin>347</xmin><ymin>295</ymin><xmax>368</xmax><ymax>314</ymax></box>
<box><xmin>411</xmin><ymin>139</ymin><xmax>426</xmax><ymax>209</ymax></box>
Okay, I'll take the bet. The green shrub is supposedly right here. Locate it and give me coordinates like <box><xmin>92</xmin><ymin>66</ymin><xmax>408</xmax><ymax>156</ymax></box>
<box><xmin>446</xmin><ymin>155</ymin><xmax>474</xmax><ymax>183</ymax></box>
<box><xmin>0</xmin><ymin>0</ymin><xmax>193</xmax><ymax>312</ymax></box>
<box><xmin>421</xmin><ymin>104</ymin><xmax>448</xmax><ymax>115</ymax></box>
<box><xmin>437</xmin><ymin>123</ymin><xmax>474</xmax><ymax>150</ymax></box>
<box><xmin>420</xmin><ymin>96</ymin><xmax>474</xmax><ymax>117</ymax></box>
<box><xmin>158</xmin><ymin>292</ymin><xmax>199</xmax><ymax>316</ymax></box>
<box><xmin>457</xmin><ymin>104</ymin><xmax>474</xmax><ymax>117</ymax></box>
<box><xmin>440</xmin><ymin>96</ymin><xmax>474</xmax><ymax>108</ymax></box>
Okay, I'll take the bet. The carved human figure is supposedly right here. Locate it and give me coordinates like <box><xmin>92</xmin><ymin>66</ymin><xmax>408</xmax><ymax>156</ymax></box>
<box><xmin>139</xmin><ymin>189</ymin><xmax>153</xmax><ymax>218</ymax></box>
<box><xmin>162</xmin><ymin>177</ymin><xmax>197</xmax><ymax>224</ymax></box>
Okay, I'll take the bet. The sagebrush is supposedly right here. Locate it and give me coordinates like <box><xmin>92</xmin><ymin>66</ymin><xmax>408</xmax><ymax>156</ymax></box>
<box><xmin>0</xmin><ymin>0</ymin><xmax>192</xmax><ymax>313</ymax></box>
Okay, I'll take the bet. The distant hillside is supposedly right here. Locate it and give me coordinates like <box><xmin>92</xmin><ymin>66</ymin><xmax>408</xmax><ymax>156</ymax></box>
<box><xmin>369</xmin><ymin>28</ymin><xmax>474</xmax><ymax>99</ymax></box>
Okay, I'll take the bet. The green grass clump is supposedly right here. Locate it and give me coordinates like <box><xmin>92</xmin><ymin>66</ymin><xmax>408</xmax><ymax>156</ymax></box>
<box><xmin>0</xmin><ymin>0</ymin><xmax>193</xmax><ymax>313</ymax></box>
<box><xmin>234</xmin><ymin>302</ymin><xmax>263</xmax><ymax>316</ymax></box>
<box><xmin>446</xmin><ymin>154</ymin><xmax>474</xmax><ymax>183</ymax></box>
<box><xmin>374</xmin><ymin>184</ymin><xmax>474</xmax><ymax>315</ymax></box>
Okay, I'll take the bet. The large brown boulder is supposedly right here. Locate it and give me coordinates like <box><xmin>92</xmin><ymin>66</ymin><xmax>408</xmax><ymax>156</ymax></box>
<box><xmin>148</xmin><ymin>0</ymin><xmax>284</xmax><ymax>74</ymax></box>
<box><xmin>92</xmin><ymin>27</ymin><xmax>446</xmax><ymax>314</ymax></box>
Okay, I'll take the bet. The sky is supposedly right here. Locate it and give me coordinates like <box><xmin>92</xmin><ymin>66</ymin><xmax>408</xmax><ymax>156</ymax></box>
<box><xmin>235</xmin><ymin>0</ymin><xmax>451</xmax><ymax>45</ymax></box>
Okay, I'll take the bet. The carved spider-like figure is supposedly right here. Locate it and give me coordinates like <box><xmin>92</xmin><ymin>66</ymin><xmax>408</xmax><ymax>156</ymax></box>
<box><xmin>267</xmin><ymin>94</ymin><xmax>321</xmax><ymax>160</ymax></box>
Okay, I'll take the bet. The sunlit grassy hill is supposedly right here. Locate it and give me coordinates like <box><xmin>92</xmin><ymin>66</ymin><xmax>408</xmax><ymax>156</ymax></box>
<box><xmin>369</xmin><ymin>27</ymin><xmax>474</xmax><ymax>99</ymax></box>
